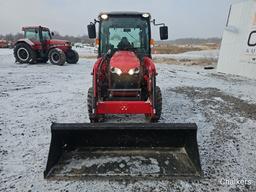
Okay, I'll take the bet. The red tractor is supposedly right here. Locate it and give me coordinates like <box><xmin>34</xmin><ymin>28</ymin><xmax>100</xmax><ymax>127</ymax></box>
<box><xmin>44</xmin><ymin>12</ymin><xmax>202</xmax><ymax>180</ymax></box>
<box><xmin>14</xmin><ymin>26</ymin><xmax>79</xmax><ymax>65</ymax></box>
<box><xmin>44</xmin><ymin>12</ymin><xmax>203</xmax><ymax>179</ymax></box>
<box><xmin>87</xmin><ymin>12</ymin><xmax>168</xmax><ymax>122</ymax></box>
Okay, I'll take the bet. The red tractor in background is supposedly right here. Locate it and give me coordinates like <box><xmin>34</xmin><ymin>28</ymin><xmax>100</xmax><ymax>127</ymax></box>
<box><xmin>14</xmin><ymin>26</ymin><xmax>79</xmax><ymax>65</ymax></box>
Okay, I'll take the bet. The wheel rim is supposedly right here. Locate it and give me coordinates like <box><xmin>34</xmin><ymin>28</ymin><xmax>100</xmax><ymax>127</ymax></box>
<box><xmin>17</xmin><ymin>48</ymin><xmax>29</xmax><ymax>61</ymax></box>
<box><xmin>51</xmin><ymin>52</ymin><xmax>60</xmax><ymax>63</ymax></box>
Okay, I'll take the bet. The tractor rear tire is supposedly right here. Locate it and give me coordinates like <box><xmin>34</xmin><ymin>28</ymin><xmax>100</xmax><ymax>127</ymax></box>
<box><xmin>147</xmin><ymin>86</ymin><xmax>162</xmax><ymax>122</ymax></box>
<box><xmin>66</xmin><ymin>49</ymin><xmax>79</xmax><ymax>64</ymax></box>
<box><xmin>14</xmin><ymin>43</ymin><xmax>37</xmax><ymax>64</ymax></box>
<box><xmin>48</xmin><ymin>48</ymin><xmax>66</xmax><ymax>65</ymax></box>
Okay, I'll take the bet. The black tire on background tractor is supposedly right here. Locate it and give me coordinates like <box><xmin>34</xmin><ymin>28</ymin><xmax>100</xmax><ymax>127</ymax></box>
<box><xmin>48</xmin><ymin>48</ymin><xmax>66</xmax><ymax>65</ymax></box>
<box><xmin>66</xmin><ymin>49</ymin><xmax>79</xmax><ymax>64</ymax></box>
<box><xmin>14</xmin><ymin>43</ymin><xmax>37</xmax><ymax>64</ymax></box>
<box><xmin>146</xmin><ymin>86</ymin><xmax>162</xmax><ymax>122</ymax></box>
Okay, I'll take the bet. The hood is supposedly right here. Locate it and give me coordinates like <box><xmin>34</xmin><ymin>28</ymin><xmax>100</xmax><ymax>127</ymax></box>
<box><xmin>49</xmin><ymin>39</ymin><xmax>70</xmax><ymax>46</ymax></box>
<box><xmin>110</xmin><ymin>51</ymin><xmax>140</xmax><ymax>73</ymax></box>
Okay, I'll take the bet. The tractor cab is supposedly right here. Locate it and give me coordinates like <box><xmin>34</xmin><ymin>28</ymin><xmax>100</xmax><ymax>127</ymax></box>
<box><xmin>21</xmin><ymin>26</ymin><xmax>70</xmax><ymax>51</ymax></box>
<box><xmin>22</xmin><ymin>26</ymin><xmax>52</xmax><ymax>43</ymax></box>
<box><xmin>88</xmin><ymin>12</ymin><xmax>168</xmax><ymax>58</ymax></box>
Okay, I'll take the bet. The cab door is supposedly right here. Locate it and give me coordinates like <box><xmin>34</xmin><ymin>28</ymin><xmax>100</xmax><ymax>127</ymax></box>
<box><xmin>24</xmin><ymin>28</ymin><xmax>42</xmax><ymax>49</ymax></box>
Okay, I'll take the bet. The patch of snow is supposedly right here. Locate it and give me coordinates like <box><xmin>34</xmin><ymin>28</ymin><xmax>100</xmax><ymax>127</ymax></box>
<box><xmin>72</xmin><ymin>46</ymin><xmax>97</xmax><ymax>57</ymax></box>
<box><xmin>213</xmin><ymin>97</ymin><xmax>224</xmax><ymax>102</ymax></box>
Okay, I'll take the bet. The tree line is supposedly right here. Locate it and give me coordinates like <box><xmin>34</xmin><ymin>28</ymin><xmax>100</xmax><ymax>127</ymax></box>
<box><xmin>158</xmin><ymin>37</ymin><xmax>222</xmax><ymax>45</ymax></box>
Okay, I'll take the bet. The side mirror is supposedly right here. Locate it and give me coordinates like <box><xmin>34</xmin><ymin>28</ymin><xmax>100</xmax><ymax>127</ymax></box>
<box><xmin>87</xmin><ymin>24</ymin><xmax>96</xmax><ymax>39</ymax></box>
<box><xmin>51</xmin><ymin>32</ymin><xmax>54</xmax><ymax>36</ymax></box>
<box><xmin>248</xmin><ymin>31</ymin><xmax>256</xmax><ymax>47</ymax></box>
<box><xmin>160</xmin><ymin>26</ymin><xmax>168</xmax><ymax>40</ymax></box>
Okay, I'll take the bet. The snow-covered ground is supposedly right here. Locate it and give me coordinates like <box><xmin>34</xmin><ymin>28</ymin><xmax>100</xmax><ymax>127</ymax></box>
<box><xmin>73</xmin><ymin>46</ymin><xmax>97</xmax><ymax>57</ymax></box>
<box><xmin>0</xmin><ymin>48</ymin><xmax>256</xmax><ymax>191</ymax></box>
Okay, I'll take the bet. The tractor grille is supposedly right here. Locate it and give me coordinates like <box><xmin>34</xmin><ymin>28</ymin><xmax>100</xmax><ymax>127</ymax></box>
<box><xmin>107</xmin><ymin>89</ymin><xmax>141</xmax><ymax>101</ymax></box>
<box><xmin>110</xmin><ymin>74</ymin><xmax>140</xmax><ymax>89</ymax></box>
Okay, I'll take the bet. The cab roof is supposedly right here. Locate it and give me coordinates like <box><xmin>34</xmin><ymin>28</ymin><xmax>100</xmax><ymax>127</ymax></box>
<box><xmin>98</xmin><ymin>12</ymin><xmax>151</xmax><ymax>19</ymax></box>
<box><xmin>22</xmin><ymin>26</ymin><xmax>50</xmax><ymax>31</ymax></box>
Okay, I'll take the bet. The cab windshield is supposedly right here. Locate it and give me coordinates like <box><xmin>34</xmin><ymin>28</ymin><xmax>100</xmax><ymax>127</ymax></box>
<box><xmin>100</xmin><ymin>16</ymin><xmax>150</xmax><ymax>55</ymax></box>
<box><xmin>25</xmin><ymin>29</ymin><xmax>40</xmax><ymax>41</ymax></box>
<box><xmin>24</xmin><ymin>29</ymin><xmax>51</xmax><ymax>41</ymax></box>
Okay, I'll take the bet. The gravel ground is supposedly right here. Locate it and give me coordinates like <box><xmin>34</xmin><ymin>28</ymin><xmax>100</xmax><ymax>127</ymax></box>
<box><xmin>0</xmin><ymin>48</ymin><xmax>256</xmax><ymax>191</ymax></box>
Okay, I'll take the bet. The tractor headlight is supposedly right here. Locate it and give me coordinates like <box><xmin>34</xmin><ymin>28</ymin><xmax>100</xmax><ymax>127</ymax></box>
<box><xmin>142</xmin><ymin>13</ymin><xmax>150</xmax><ymax>18</ymax></box>
<box><xmin>111</xmin><ymin>67</ymin><xmax>122</xmax><ymax>76</ymax></box>
<box><xmin>101</xmin><ymin>14</ymin><xmax>108</xmax><ymax>20</ymax></box>
<box><xmin>128</xmin><ymin>67</ymin><xmax>140</xmax><ymax>75</ymax></box>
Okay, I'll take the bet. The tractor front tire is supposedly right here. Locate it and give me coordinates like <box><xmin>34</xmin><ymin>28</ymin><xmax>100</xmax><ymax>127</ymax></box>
<box><xmin>14</xmin><ymin>43</ymin><xmax>37</xmax><ymax>64</ymax></box>
<box><xmin>48</xmin><ymin>48</ymin><xmax>66</xmax><ymax>65</ymax></box>
<box><xmin>66</xmin><ymin>49</ymin><xmax>79</xmax><ymax>64</ymax></box>
<box><xmin>87</xmin><ymin>87</ymin><xmax>104</xmax><ymax>123</ymax></box>
<box><xmin>87</xmin><ymin>87</ymin><xmax>98</xmax><ymax>122</ymax></box>
<box><xmin>147</xmin><ymin>86</ymin><xmax>162</xmax><ymax>122</ymax></box>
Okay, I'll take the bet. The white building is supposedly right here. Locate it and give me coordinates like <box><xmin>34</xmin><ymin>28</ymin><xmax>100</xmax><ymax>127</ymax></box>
<box><xmin>217</xmin><ymin>0</ymin><xmax>256</xmax><ymax>79</ymax></box>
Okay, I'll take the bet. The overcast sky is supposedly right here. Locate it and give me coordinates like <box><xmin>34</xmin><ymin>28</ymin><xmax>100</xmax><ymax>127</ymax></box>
<box><xmin>0</xmin><ymin>0</ymin><xmax>231</xmax><ymax>40</ymax></box>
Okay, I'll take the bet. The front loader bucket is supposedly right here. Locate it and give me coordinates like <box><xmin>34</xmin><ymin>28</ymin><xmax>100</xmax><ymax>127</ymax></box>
<box><xmin>44</xmin><ymin>123</ymin><xmax>202</xmax><ymax>179</ymax></box>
